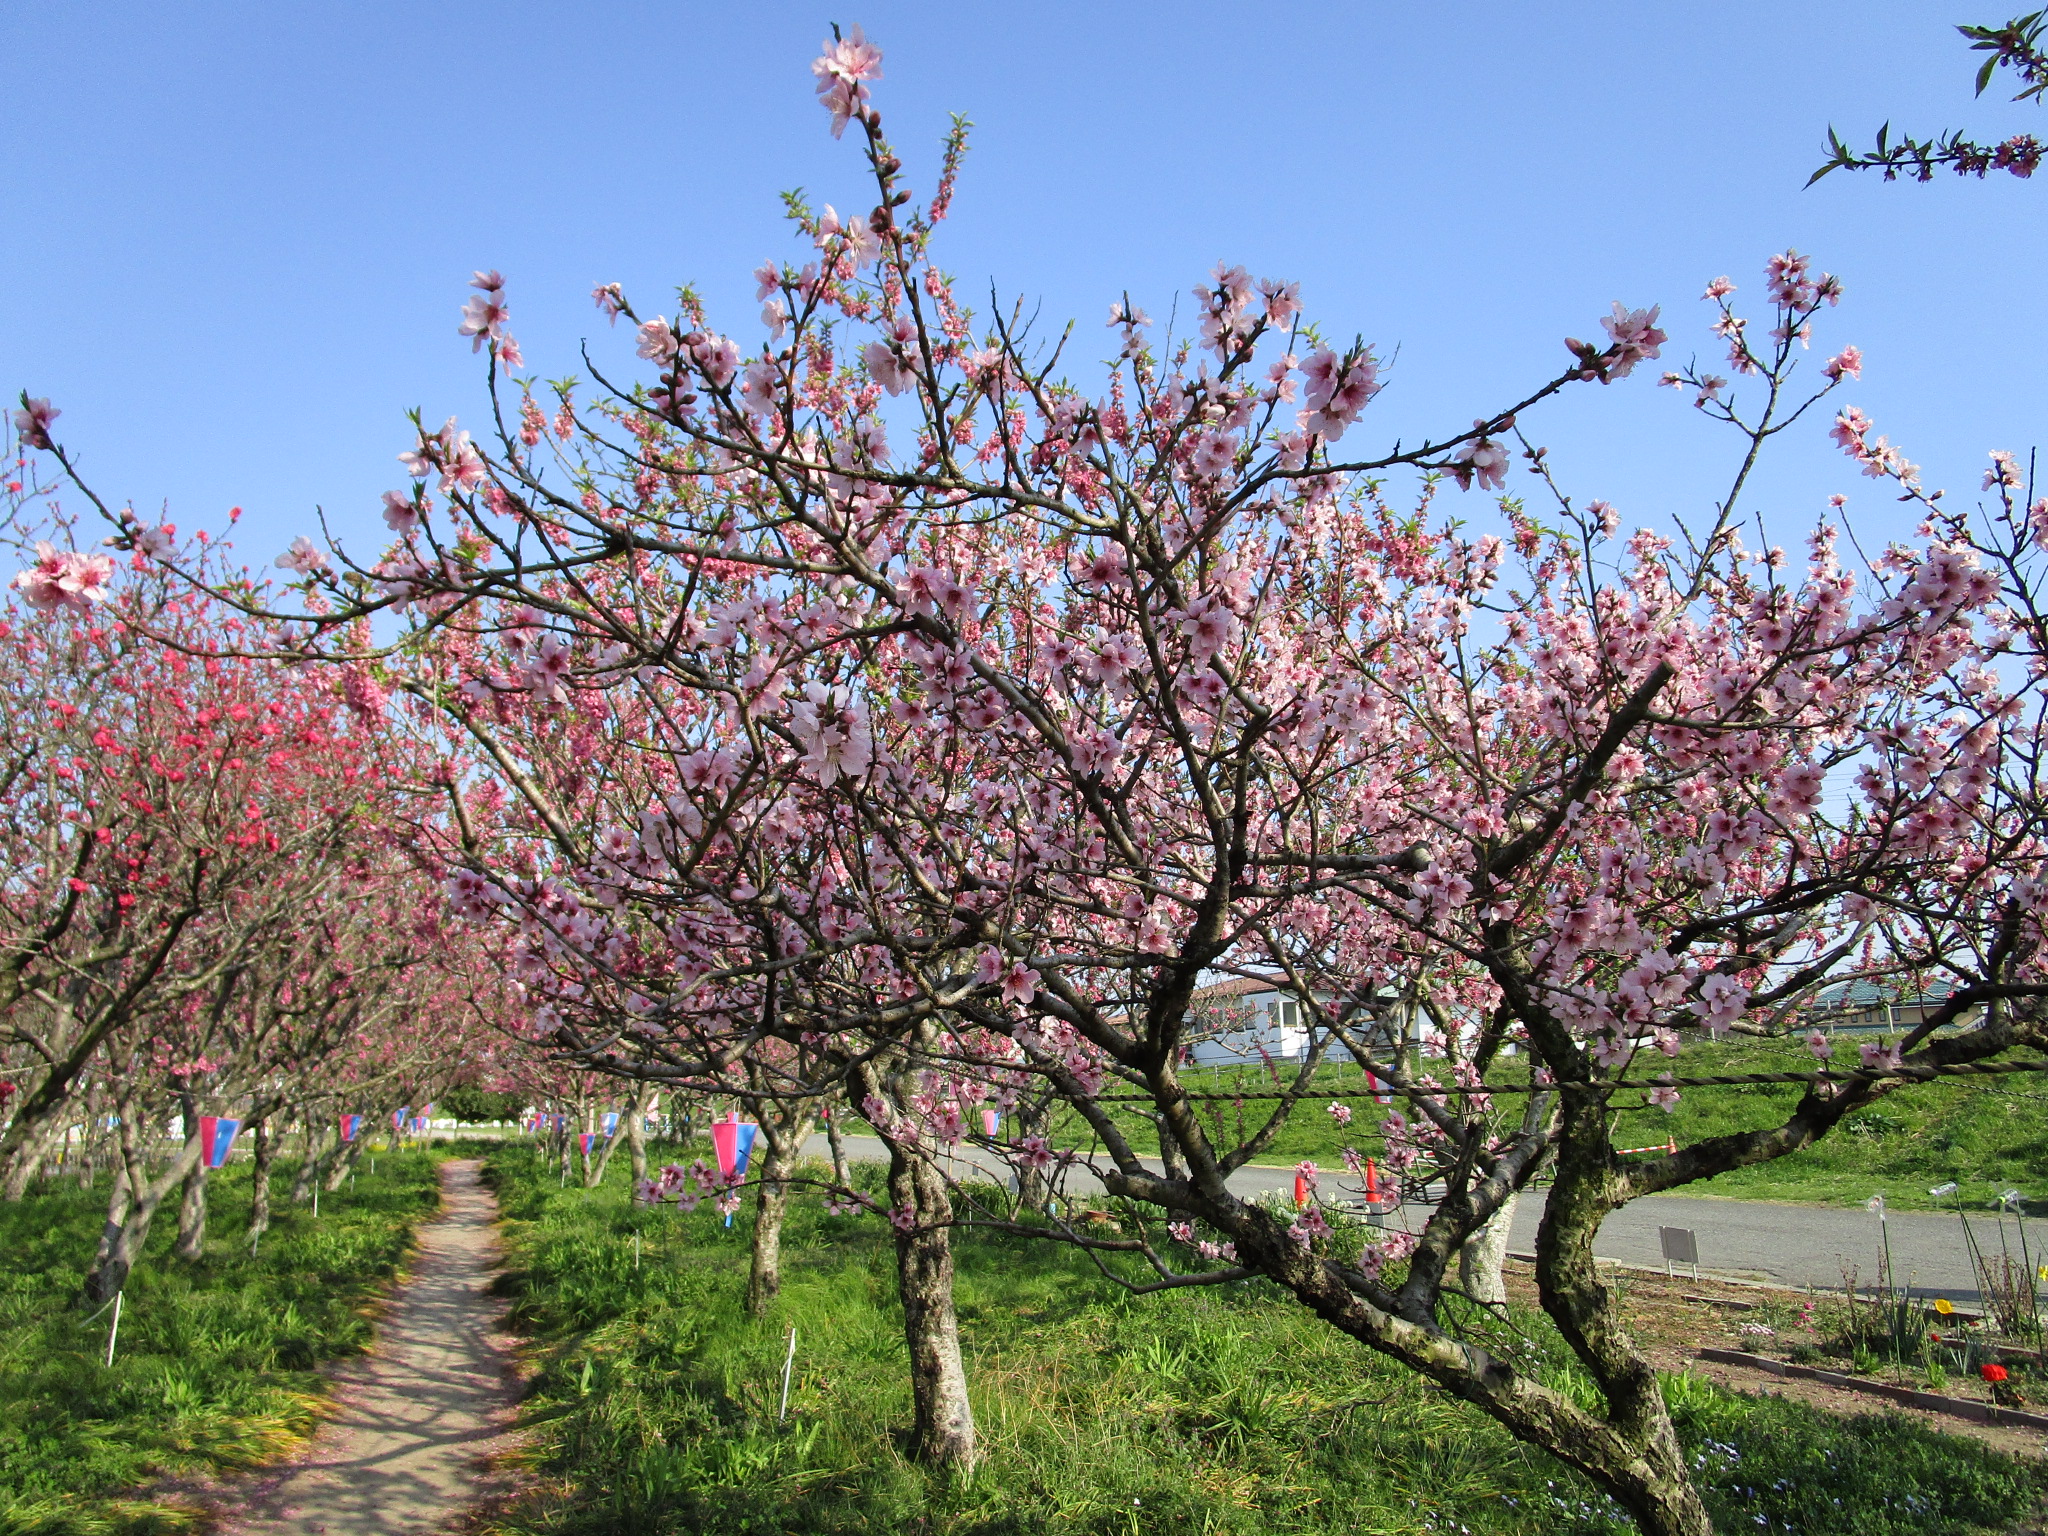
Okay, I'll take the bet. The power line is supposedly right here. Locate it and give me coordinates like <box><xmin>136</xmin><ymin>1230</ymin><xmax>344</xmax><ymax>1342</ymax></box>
<box><xmin>1100</xmin><ymin>1057</ymin><xmax>2048</xmax><ymax>1101</ymax></box>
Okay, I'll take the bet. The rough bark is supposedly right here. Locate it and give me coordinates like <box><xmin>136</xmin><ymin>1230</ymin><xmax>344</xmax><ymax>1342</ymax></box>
<box><xmin>1458</xmin><ymin>1189</ymin><xmax>1518</xmax><ymax>1306</ymax></box>
<box><xmin>825</xmin><ymin>1109</ymin><xmax>852</xmax><ymax>1188</ymax></box>
<box><xmin>886</xmin><ymin>1137</ymin><xmax>977</xmax><ymax>1466</ymax></box>
<box><xmin>83</xmin><ymin>1114</ymin><xmax>203</xmax><ymax>1305</ymax></box>
<box><xmin>1013</xmin><ymin>1096</ymin><xmax>1053</xmax><ymax>1211</ymax></box>
<box><xmin>852</xmin><ymin>1045</ymin><xmax>975</xmax><ymax>1465</ymax></box>
<box><xmin>290</xmin><ymin>1121</ymin><xmax>331</xmax><ymax>1204</ymax></box>
<box><xmin>172</xmin><ymin>1158</ymin><xmax>209</xmax><ymax>1261</ymax></box>
<box><xmin>0</xmin><ymin>1102</ymin><xmax>70</xmax><ymax>1200</ymax></box>
<box><xmin>745</xmin><ymin>1137</ymin><xmax>792</xmax><ymax>1318</ymax></box>
<box><xmin>626</xmin><ymin>1087</ymin><xmax>656</xmax><ymax>1184</ymax></box>
<box><xmin>1530</xmin><ymin>1090</ymin><xmax>1714</xmax><ymax>1536</ymax></box>
<box><xmin>743</xmin><ymin>1103</ymin><xmax>818</xmax><ymax>1318</ymax></box>
<box><xmin>247</xmin><ymin>1118</ymin><xmax>275</xmax><ymax>1243</ymax></box>
<box><xmin>322</xmin><ymin>1132</ymin><xmax>364</xmax><ymax>1192</ymax></box>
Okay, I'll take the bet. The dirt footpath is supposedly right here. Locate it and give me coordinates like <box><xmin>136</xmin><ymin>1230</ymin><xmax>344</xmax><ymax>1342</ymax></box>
<box><xmin>218</xmin><ymin>1159</ymin><xmax>523</xmax><ymax>1536</ymax></box>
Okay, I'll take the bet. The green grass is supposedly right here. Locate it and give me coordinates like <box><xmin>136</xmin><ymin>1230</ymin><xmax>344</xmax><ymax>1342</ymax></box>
<box><xmin>482</xmin><ymin>1143</ymin><xmax>2048</xmax><ymax>1536</ymax></box>
<box><xmin>1048</xmin><ymin>1043</ymin><xmax>2048</xmax><ymax>1212</ymax></box>
<box><xmin>0</xmin><ymin>1146</ymin><xmax>450</xmax><ymax>1536</ymax></box>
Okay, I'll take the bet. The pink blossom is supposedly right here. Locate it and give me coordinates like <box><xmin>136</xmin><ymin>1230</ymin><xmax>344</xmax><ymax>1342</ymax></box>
<box><xmin>1806</xmin><ymin>1031</ymin><xmax>1834</xmax><ymax>1061</ymax></box>
<box><xmin>1016</xmin><ymin>1134</ymin><xmax>1055</xmax><ymax>1169</ymax></box>
<box><xmin>812</xmin><ymin>25</ymin><xmax>883</xmax><ymax>138</ymax></box>
<box><xmin>1703</xmin><ymin>276</ymin><xmax>1736</xmax><ymax>300</ymax></box>
<box><xmin>1448</xmin><ymin>430</ymin><xmax>1509</xmax><ymax>492</ymax></box>
<box><xmin>1287</xmin><ymin>1206</ymin><xmax>1331</xmax><ymax>1246</ymax></box>
<box><xmin>1824</xmin><ymin>345</ymin><xmax>1863</xmax><ymax>382</ymax></box>
<box><xmin>636</xmin><ymin>318</ymin><xmax>679</xmax><ymax>363</ymax></box>
<box><xmin>13</xmin><ymin>542</ymin><xmax>114</xmax><ymax>613</ymax></box>
<box><xmin>11</xmin><ymin>397</ymin><xmax>59</xmax><ymax>449</ymax></box>
<box><xmin>1600</xmin><ymin>303</ymin><xmax>1667</xmax><ymax>378</ymax></box>
<box><xmin>1327</xmin><ymin>1101</ymin><xmax>1353</xmax><ymax>1125</ymax></box>
<box><xmin>999</xmin><ymin>959</ymin><xmax>1040</xmax><ymax>1006</ymax></box>
<box><xmin>1648</xmin><ymin>1084</ymin><xmax>1681</xmax><ymax>1114</ymax></box>
<box><xmin>864</xmin><ymin>340</ymin><xmax>915</xmax><ymax>396</ymax></box>
<box><xmin>459</xmin><ymin>290</ymin><xmax>510</xmax><ymax>353</ymax></box>
<box><xmin>1859</xmin><ymin>1041</ymin><xmax>1903</xmax><ymax>1072</ymax></box>
<box><xmin>276</xmin><ymin>536</ymin><xmax>329</xmax><ymax>575</ymax></box>
<box><xmin>382</xmin><ymin>490</ymin><xmax>421</xmax><ymax>533</ymax></box>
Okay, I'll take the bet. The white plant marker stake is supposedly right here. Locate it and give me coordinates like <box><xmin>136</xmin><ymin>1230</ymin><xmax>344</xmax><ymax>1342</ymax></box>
<box><xmin>779</xmin><ymin>1325</ymin><xmax>798</xmax><ymax>1421</ymax></box>
<box><xmin>634</xmin><ymin>1233</ymin><xmax>641</xmax><ymax>1271</ymax></box>
<box><xmin>104</xmin><ymin>1292</ymin><xmax>123</xmax><ymax>1367</ymax></box>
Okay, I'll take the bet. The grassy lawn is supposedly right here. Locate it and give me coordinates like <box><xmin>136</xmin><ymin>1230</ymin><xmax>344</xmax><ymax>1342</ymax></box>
<box><xmin>1051</xmin><ymin>1043</ymin><xmax>2048</xmax><ymax>1212</ymax></box>
<box><xmin>0</xmin><ymin>1145</ymin><xmax>449</xmax><ymax>1536</ymax></box>
<box><xmin>481</xmin><ymin>1143</ymin><xmax>2048</xmax><ymax>1536</ymax></box>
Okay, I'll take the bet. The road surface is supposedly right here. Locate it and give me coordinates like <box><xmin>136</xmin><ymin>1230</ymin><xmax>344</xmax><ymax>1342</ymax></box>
<box><xmin>806</xmin><ymin>1132</ymin><xmax>2013</xmax><ymax>1302</ymax></box>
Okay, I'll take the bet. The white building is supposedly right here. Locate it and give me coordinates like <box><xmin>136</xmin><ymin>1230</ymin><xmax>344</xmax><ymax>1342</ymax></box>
<box><xmin>1183</xmin><ymin>977</ymin><xmax>1320</xmax><ymax>1066</ymax></box>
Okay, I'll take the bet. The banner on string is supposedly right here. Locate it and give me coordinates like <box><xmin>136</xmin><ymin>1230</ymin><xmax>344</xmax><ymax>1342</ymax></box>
<box><xmin>339</xmin><ymin>1113</ymin><xmax>363</xmax><ymax>1143</ymax></box>
<box><xmin>711</xmin><ymin>1119</ymin><xmax>758</xmax><ymax>1181</ymax></box>
<box><xmin>197</xmin><ymin>1115</ymin><xmax>241</xmax><ymax>1169</ymax></box>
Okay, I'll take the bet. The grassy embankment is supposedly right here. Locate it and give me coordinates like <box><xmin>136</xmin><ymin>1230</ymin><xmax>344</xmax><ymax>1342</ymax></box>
<box><xmin>481</xmin><ymin>1141</ymin><xmax>2047</xmax><ymax>1536</ymax></box>
<box><xmin>1064</xmin><ymin>1040</ymin><xmax>2048</xmax><ymax>1211</ymax></box>
<box><xmin>0</xmin><ymin>1145</ymin><xmax>448</xmax><ymax>1536</ymax></box>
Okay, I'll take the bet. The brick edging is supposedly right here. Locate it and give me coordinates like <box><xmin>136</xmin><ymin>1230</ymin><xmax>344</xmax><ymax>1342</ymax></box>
<box><xmin>1697</xmin><ymin>1347</ymin><xmax>2048</xmax><ymax>1430</ymax></box>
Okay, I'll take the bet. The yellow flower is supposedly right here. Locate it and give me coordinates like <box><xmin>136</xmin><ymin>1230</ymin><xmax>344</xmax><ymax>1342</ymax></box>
<box><xmin>1935</xmin><ymin>1298</ymin><xmax>1954</xmax><ymax>1315</ymax></box>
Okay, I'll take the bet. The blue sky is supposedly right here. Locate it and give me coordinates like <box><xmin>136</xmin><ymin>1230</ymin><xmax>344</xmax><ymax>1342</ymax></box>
<box><xmin>6</xmin><ymin>3</ymin><xmax>2044</xmax><ymax>568</ymax></box>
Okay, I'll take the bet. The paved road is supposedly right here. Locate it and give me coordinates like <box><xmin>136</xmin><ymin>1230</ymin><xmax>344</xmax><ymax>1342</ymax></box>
<box><xmin>807</xmin><ymin>1132</ymin><xmax>2015</xmax><ymax>1302</ymax></box>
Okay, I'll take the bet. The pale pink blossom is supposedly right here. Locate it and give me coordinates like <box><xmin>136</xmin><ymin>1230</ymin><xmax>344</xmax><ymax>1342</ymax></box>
<box><xmin>11</xmin><ymin>397</ymin><xmax>58</xmax><ymax>449</ymax></box>
<box><xmin>276</xmin><ymin>536</ymin><xmax>329</xmax><ymax>574</ymax></box>
<box><xmin>812</xmin><ymin>24</ymin><xmax>883</xmax><ymax>138</ymax></box>
<box><xmin>13</xmin><ymin>542</ymin><xmax>113</xmax><ymax>613</ymax></box>
<box><xmin>382</xmin><ymin>490</ymin><xmax>421</xmax><ymax>533</ymax></box>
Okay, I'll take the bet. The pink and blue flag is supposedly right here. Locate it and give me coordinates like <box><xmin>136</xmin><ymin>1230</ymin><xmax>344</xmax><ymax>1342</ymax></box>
<box><xmin>339</xmin><ymin>1113</ymin><xmax>362</xmax><ymax>1143</ymax></box>
<box><xmin>602</xmin><ymin>1112</ymin><xmax>619</xmax><ymax>1138</ymax></box>
<box><xmin>982</xmin><ymin>1108</ymin><xmax>1001</xmax><ymax>1137</ymax></box>
<box><xmin>711</xmin><ymin>1118</ymin><xmax>758</xmax><ymax>1180</ymax></box>
<box><xmin>393</xmin><ymin>1107</ymin><xmax>410</xmax><ymax>1133</ymax></box>
<box><xmin>197</xmin><ymin>1115</ymin><xmax>241</xmax><ymax>1169</ymax></box>
<box><xmin>578</xmin><ymin>1132</ymin><xmax>597</xmax><ymax>1156</ymax></box>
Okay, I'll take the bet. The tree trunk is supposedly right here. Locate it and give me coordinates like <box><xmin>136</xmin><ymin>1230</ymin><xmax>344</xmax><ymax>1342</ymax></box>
<box><xmin>88</xmin><ymin>1160</ymin><xmax>133</xmax><ymax>1282</ymax></box>
<box><xmin>626</xmin><ymin>1087</ymin><xmax>656</xmax><ymax>1184</ymax></box>
<box><xmin>1532</xmin><ymin>1093</ymin><xmax>1716</xmax><ymax>1536</ymax></box>
<box><xmin>826</xmin><ymin>1109</ymin><xmax>851</xmax><ymax>1188</ymax></box>
<box><xmin>172</xmin><ymin>1157</ymin><xmax>209</xmax><ymax>1261</ymax></box>
<box><xmin>83</xmin><ymin>1114</ymin><xmax>204</xmax><ymax>1306</ymax></box>
<box><xmin>247</xmin><ymin>1119</ymin><xmax>275</xmax><ymax>1243</ymax></box>
<box><xmin>291</xmin><ymin>1122</ymin><xmax>330</xmax><ymax>1203</ymax></box>
<box><xmin>1014</xmin><ymin>1097</ymin><xmax>1053</xmax><ymax>1211</ymax></box>
<box><xmin>1458</xmin><ymin>1190</ymin><xmax>1518</xmax><ymax>1306</ymax></box>
<box><xmin>886</xmin><ymin>1138</ymin><xmax>977</xmax><ymax>1465</ymax></box>
<box><xmin>744</xmin><ymin>1105</ymin><xmax>816</xmax><ymax>1319</ymax></box>
<box><xmin>746</xmin><ymin>1138</ymin><xmax>792</xmax><ymax>1318</ymax></box>
<box><xmin>0</xmin><ymin>1099</ymin><xmax>71</xmax><ymax>1200</ymax></box>
<box><xmin>323</xmin><ymin>1132</ymin><xmax>364</xmax><ymax>1192</ymax></box>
